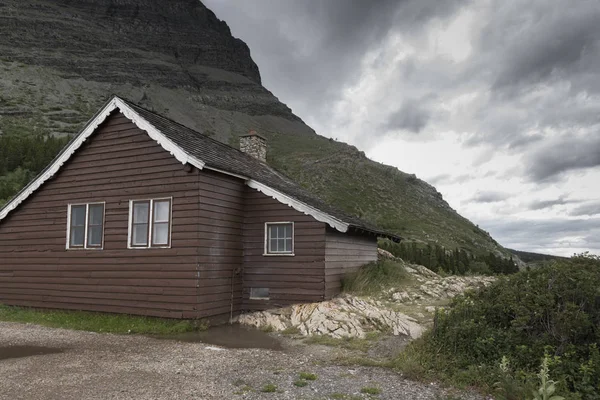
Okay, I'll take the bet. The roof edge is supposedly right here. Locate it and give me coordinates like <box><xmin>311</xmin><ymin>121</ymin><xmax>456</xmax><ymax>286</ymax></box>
<box><xmin>0</xmin><ymin>96</ymin><xmax>205</xmax><ymax>222</ymax></box>
<box><xmin>246</xmin><ymin>180</ymin><xmax>350</xmax><ymax>233</ymax></box>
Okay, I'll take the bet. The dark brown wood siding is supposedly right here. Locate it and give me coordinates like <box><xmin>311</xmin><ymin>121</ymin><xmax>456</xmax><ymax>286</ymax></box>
<box><xmin>242</xmin><ymin>188</ymin><xmax>326</xmax><ymax>310</ymax></box>
<box><xmin>324</xmin><ymin>228</ymin><xmax>378</xmax><ymax>298</ymax></box>
<box><xmin>0</xmin><ymin>112</ymin><xmax>244</xmax><ymax>319</ymax></box>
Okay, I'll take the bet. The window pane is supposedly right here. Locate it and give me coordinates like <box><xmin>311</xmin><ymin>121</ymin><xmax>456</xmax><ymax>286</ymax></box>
<box><xmin>285</xmin><ymin>238</ymin><xmax>292</xmax><ymax>252</ymax></box>
<box><xmin>71</xmin><ymin>226</ymin><xmax>85</xmax><ymax>247</ymax></box>
<box><xmin>88</xmin><ymin>226</ymin><xmax>103</xmax><ymax>247</ymax></box>
<box><xmin>154</xmin><ymin>200</ymin><xmax>170</xmax><ymax>222</ymax></box>
<box><xmin>153</xmin><ymin>223</ymin><xmax>169</xmax><ymax>245</ymax></box>
<box><xmin>133</xmin><ymin>223</ymin><xmax>148</xmax><ymax>246</ymax></box>
<box><xmin>71</xmin><ymin>205</ymin><xmax>86</xmax><ymax>227</ymax></box>
<box><xmin>269</xmin><ymin>238</ymin><xmax>277</xmax><ymax>253</ymax></box>
<box><xmin>278</xmin><ymin>239</ymin><xmax>286</xmax><ymax>252</ymax></box>
<box><xmin>269</xmin><ymin>225</ymin><xmax>277</xmax><ymax>240</ymax></box>
<box><xmin>89</xmin><ymin>204</ymin><xmax>104</xmax><ymax>226</ymax></box>
<box><xmin>133</xmin><ymin>202</ymin><xmax>149</xmax><ymax>223</ymax></box>
<box><xmin>284</xmin><ymin>224</ymin><xmax>292</xmax><ymax>239</ymax></box>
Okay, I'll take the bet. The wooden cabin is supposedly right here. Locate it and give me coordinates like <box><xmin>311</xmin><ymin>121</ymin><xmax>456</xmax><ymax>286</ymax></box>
<box><xmin>0</xmin><ymin>96</ymin><xmax>399</xmax><ymax>319</ymax></box>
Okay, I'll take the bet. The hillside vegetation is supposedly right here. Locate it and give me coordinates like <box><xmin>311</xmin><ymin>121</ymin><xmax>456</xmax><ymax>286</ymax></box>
<box><xmin>0</xmin><ymin>133</ymin><xmax>70</xmax><ymax>207</ymax></box>
<box><xmin>395</xmin><ymin>254</ymin><xmax>600</xmax><ymax>399</ymax></box>
<box><xmin>508</xmin><ymin>248</ymin><xmax>568</xmax><ymax>265</ymax></box>
<box><xmin>0</xmin><ymin>0</ymin><xmax>507</xmax><ymax>256</ymax></box>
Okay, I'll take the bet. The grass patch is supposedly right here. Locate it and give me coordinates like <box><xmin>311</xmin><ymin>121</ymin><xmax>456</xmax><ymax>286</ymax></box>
<box><xmin>232</xmin><ymin>379</ymin><xmax>254</xmax><ymax>395</ymax></box>
<box><xmin>293</xmin><ymin>379</ymin><xmax>308</xmax><ymax>387</ymax></box>
<box><xmin>299</xmin><ymin>372</ymin><xmax>317</xmax><ymax>381</ymax></box>
<box><xmin>341</xmin><ymin>260</ymin><xmax>409</xmax><ymax>295</ymax></box>
<box><xmin>360</xmin><ymin>386</ymin><xmax>381</xmax><ymax>395</ymax></box>
<box><xmin>281</xmin><ymin>326</ymin><xmax>301</xmax><ymax>335</ymax></box>
<box><xmin>260</xmin><ymin>383</ymin><xmax>278</xmax><ymax>393</ymax></box>
<box><xmin>260</xmin><ymin>324</ymin><xmax>275</xmax><ymax>333</ymax></box>
<box><xmin>0</xmin><ymin>304</ymin><xmax>206</xmax><ymax>335</ymax></box>
<box><xmin>329</xmin><ymin>394</ymin><xmax>362</xmax><ymax>400</ymax></box>
<box><xmin>233</xmin><ymin>385</ymin><xmax>254</xmax><ymax>395</ymax></box>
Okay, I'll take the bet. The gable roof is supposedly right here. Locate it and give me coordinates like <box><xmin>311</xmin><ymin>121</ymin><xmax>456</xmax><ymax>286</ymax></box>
<box><xmin>0</xmin><ymin>96</ymin><xmax>400</xmax><ymax>241</ymax></box>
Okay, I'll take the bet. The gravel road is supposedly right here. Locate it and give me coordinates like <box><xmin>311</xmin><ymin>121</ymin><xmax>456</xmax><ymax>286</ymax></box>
<box><xmin>0</xmin><ymin>322</ymin><xmax>480</xmax><ymax>400</ymax></box>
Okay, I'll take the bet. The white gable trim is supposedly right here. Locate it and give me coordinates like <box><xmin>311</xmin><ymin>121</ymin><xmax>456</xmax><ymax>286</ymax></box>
<box><xmin>0</xmin><ymin>96</ymin><xmax>205</xmax><ymax>222</ymax></box>
<box><xmin>246</xmin><ymin>180</ymin><xmax>349</xmax><ymax>233</ymax></box>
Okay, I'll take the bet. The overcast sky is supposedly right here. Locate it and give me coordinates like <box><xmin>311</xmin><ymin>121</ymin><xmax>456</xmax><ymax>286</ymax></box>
<box><xmin>204</xmin><ymin>0</ymin><xmax>600</xmax><ymax>256</ymax></box>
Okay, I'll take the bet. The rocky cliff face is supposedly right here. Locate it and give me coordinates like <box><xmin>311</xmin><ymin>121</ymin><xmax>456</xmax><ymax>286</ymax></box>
<box><xmin>0</xmin><ymin>0</ymin><xmax>505</xmax><ymax>255</ymax></box>
<box><xmin>2</xmin><ymin>0</ymin><xmax>262</xmax><ymax>85</ymax></box>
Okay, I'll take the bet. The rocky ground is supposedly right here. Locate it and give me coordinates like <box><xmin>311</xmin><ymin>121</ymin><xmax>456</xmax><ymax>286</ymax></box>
<box><xmin>0</xmin><ymin>322</ymin><xmax>484</xmax><ymax>400</ymax></box>
<box><xmin>238</xmin><ymin>257</ymin><xmax>495</xmax><ymax>340</ymax></box>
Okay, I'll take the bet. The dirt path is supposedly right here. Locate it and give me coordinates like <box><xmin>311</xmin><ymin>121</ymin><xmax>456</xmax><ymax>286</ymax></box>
<box><xmin>0</xmin><ymin>322</ymin><xmax>481</xmax><ymax>400</ymax></box>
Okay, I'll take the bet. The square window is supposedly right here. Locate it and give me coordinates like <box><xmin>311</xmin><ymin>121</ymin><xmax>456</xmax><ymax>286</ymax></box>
<box><xmin>265</xmin><ymin>223</ymin><xmax>293</xmax><ymax>254</ymax></box>
<box><xmin>129</xmin><ymin>198</ymin><xmax>172</xmax><ymax>249</ymax></box>
<box><xmin>68</xmin><ymin>203</ymin><xmax>104</xmax><ymax>250</ymax></box>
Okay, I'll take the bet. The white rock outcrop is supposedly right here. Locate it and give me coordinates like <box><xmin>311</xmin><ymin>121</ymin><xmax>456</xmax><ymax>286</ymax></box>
<box><xmin>386</xmin><ymin>273</ymin><xmax>495</xmax><ymax>304</ymax></box>
<box><xmin>237</xmin><ymin>295</ymin><xmax>423</xmax><ymax>340</ymax></box>
<box><xmin>237</xmin><ymin>258</ymin><xmax>495</xmax><ymax>340</ymax></box>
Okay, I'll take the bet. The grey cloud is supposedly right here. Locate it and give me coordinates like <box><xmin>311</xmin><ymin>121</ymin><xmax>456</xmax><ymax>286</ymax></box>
<box><xmin>570</xmin><ymin>202</ymin><xmax>600</xmax><ymax>216</ymax></box>
<box><xmin>528</xmin><ymin>196</ymin><xmax>579</xmax><ymax>211</ymax></box>
<box><xmin>482</xmin><ymin>2</ymin><xmax>600</xmax><ymax>90</ymax></box>
<box><xmin>479</xmin><ymin>217</ymin><xmax>600</xmax><ymax>255</ymax></box>
<box><xmin>385</xmin><ymin>102</ymin><xmax>431</xmax><ymax>133</ymax></box>
<box><xmin>458</xmin><ymin>0</ymin><xmax>600</xmax><ymax>152</ymax></box>
<box><xmin>526</xmin><ymin>134</ymin><xmax>600</xmax><ymax>181</ymax></box>
<box><xmin>508</xmin><ymin>134</ymin><xmax>544</xmax><ymax>150</ymax></box>
<box><xmin>470</xmin><ymin>191</ymin><xmax>511</xmax><ymax>203</ymax></box>
<box><xmin>427</xmin><ymin>173</ymin><xmax>472</xmax><ymax>186</ymax></box>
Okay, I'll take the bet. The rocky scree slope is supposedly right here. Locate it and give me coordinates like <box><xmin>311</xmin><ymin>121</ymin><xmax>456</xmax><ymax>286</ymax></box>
<box><xmin>0</xmin><ymin>0</ymin><xmax>503</xmax><ymax>255</ymax></box>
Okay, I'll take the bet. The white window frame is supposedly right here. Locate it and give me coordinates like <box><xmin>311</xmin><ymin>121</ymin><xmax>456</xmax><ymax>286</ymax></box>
<box><xmin>263</xmin><ymin>221</ymin><xmax>295</xmax><ymax>256</ymax></box>
<box><xmin>127</xmin><ymin>197</ymin><xmax>173</xmax><ymax>249</ymax></box>
<box><xmin>66</xmin><ymin>202</ymin><xmax>106</xmax><ymax>250</ymax></box>
<box><xmin>249</xmin><ymin>287</ymin><xmax>270</xmax><ymax>300</ymax></box>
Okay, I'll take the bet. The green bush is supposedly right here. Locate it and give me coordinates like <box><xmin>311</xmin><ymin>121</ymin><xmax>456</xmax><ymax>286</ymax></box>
<box><xmin>341</xmin><ymin>259</ymin><xmax>408</xmax><ymax>295</ymax></box>
<box><xmin>394</xmin><ymin>254</ymin><xmax>600</xmax><ymax>399</ymax></box>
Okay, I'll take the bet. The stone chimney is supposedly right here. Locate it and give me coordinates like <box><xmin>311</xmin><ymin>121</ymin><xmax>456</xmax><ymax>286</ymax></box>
<box><xmin>240</xmin><ymin>130</ymin><xmax>267</xmax><ymax>162</ymax></box>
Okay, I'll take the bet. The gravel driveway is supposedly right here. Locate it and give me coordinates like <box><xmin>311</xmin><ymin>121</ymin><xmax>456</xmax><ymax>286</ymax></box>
<box><xmin>0</xmin><ymin>322</ymin><xmax>479</xmax><ymax>400</ymax></box>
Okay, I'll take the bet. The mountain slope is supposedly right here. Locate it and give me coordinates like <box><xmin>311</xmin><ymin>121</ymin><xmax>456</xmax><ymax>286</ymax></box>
<box><xmin>0</xmin><ymin>0</ymin><xmax>505</xmax><ymax>255</ymax></box>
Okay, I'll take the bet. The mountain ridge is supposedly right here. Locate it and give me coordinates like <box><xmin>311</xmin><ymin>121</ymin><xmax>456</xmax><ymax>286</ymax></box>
<box><xmin>0</xmin><ymin>0</ymin><xmax>507</xmax><ymax>256</ymax></box>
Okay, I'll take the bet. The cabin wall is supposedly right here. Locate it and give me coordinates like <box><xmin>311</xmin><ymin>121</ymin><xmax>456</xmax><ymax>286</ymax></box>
<box><xmin>242</xmin><ymin>188</ymin><xmax>326</xmax><ymax>310</ymax></box>
<box><xmin>324</xmin><ymin>228</ymin><xmax>378</xmax><ymax>299</ymax></box>
<box><xmin>0</xmin><ymin>112</ymin><xmax>244</xmax><ymax>319</ymax></box>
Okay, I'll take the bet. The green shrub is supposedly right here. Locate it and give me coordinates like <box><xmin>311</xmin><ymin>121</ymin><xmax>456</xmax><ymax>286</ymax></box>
<box><xmin>360</xmin><ymin>386</ymin><xmax>381</xmax><ymax>395</ymax></box>
<box><xmin>395</xmin><ymin>255</ymin><xmax>600</xmax><ymax>398</ymax></box>
<box><xmin>341</xmin><ymin>260</ymin><xmax>408</xmax><ymax>294</ymax></box>
<box><xmin>299</xmin><ymin>372</ymin><xmax>317</xmax><ymax>381</ymax></box>
<box><xmin>260</xmin><ymin>384</ymin><xmax>277</xmax><ymax>393</ymax></box>
<box><xmin>468</xmin><ymin>261</ymin><xmax>492</xmax><ymax>275</ymax></box>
